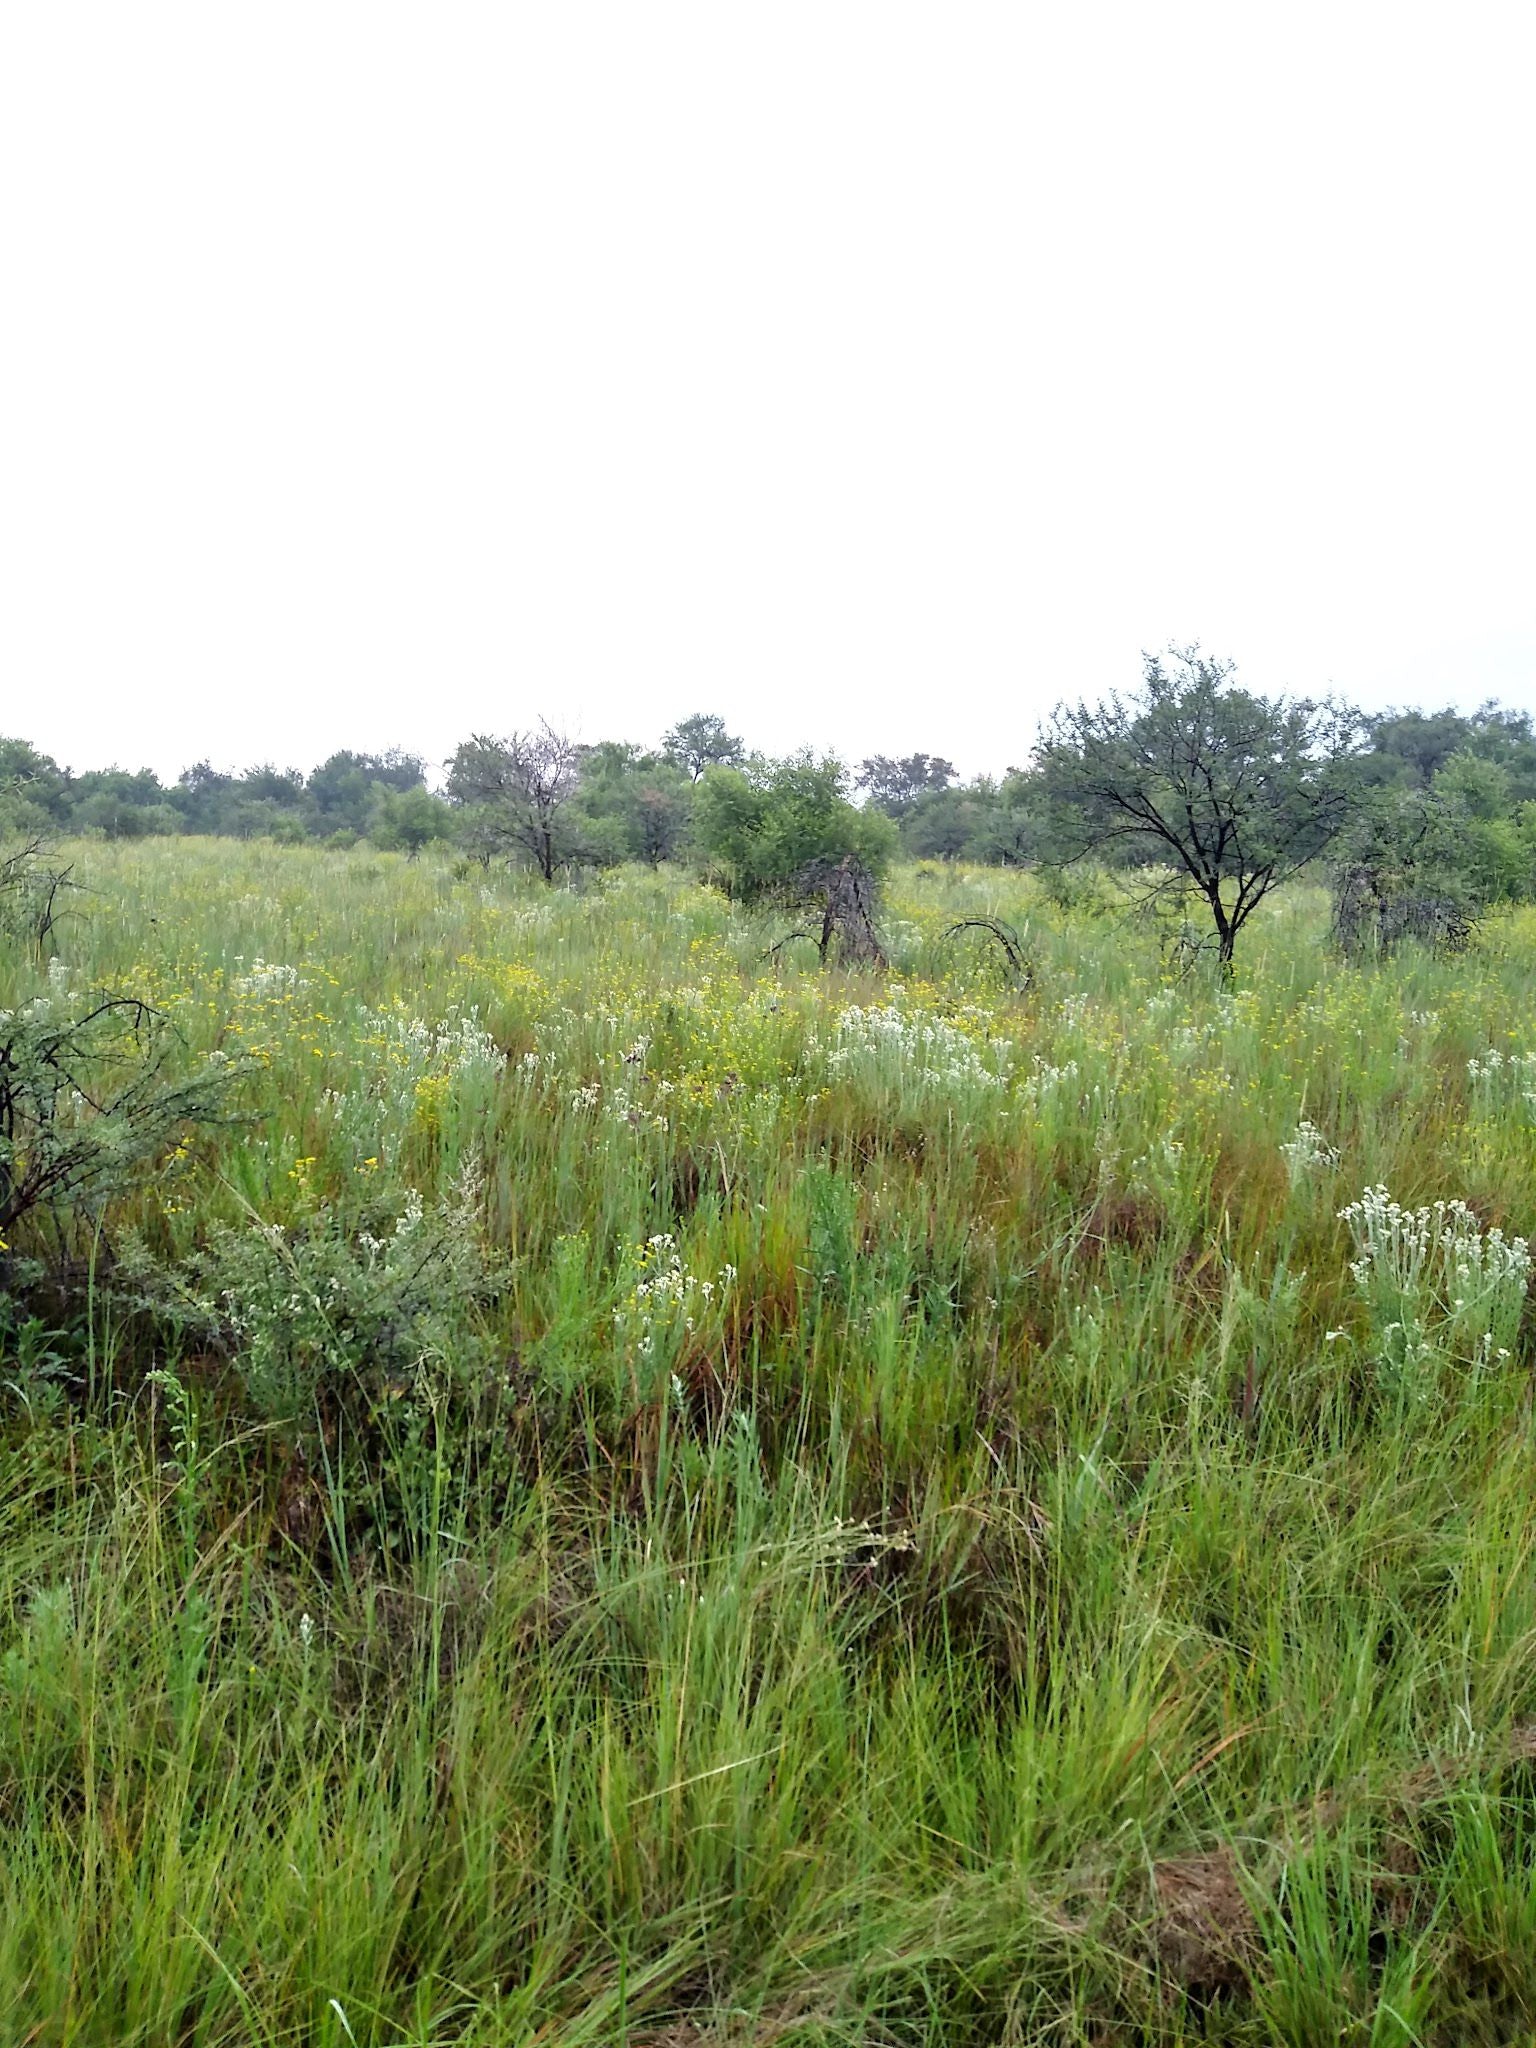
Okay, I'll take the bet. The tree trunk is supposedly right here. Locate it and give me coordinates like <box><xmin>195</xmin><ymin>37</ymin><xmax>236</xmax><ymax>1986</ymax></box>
<box><xmin>1208</xmin><ymin>890</ymin><xmax>1237</xmax><ymax>976</ymax></box>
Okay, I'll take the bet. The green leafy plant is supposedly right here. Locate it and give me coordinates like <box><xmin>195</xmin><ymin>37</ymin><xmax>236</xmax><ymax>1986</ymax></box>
<box><xmin>121</xmin><ymin>1165</ymin><xmax>502</xmax><ymax>1421</ymax></box>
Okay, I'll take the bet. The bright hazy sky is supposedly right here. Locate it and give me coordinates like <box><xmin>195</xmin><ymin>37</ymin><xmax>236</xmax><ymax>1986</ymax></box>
<box><xmin>5</xmin><ymin>3</ymin><xmax>1534</xmax><ymax>783</ymax></box>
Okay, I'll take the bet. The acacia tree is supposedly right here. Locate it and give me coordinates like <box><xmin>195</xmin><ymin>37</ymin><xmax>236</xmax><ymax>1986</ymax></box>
<box><xmin>1036</xmin><ymin>647</ymin><xmax>1364</xmax><ymax>969</ymax></box>
<box><xmin>445</xmin><ymin>723</ymin><xmax>582</xmax><ymax>883</ymax></box>
<box><xmin>661</xmin><ymin>713</ymin><xmax>743</xmax><ymax>782</ymax></box>
<box><xmin>855</xmin><ymin>753</ymin><xmax>957</xmax><ymax>816</ymax></box>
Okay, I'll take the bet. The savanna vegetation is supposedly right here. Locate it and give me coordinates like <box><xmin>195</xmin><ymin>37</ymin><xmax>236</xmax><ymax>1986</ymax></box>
<box><xmin>9</xmin><ymin>657</ymin><xmax>1536</xmax><ymax>928</ymax></box>
<box><xmin>7</xmin><ymin>659</ymin><xmax>1536</xmax><ymax>2043</ymax></box>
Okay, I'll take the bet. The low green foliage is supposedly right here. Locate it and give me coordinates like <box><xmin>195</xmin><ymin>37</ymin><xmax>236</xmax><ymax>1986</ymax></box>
<box><xmin>119</xmin><ymin>1165</ymin><xmax>501</xmax><ymax>1424</ymax></box>
<box><xmin>692</xmin><ymin>752</ymin><xmax>899</xmax><ymax>901</ymax></box>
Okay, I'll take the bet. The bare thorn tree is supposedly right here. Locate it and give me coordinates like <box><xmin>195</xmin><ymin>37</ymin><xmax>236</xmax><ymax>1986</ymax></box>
<box><xmin>0</xmin><ymin>840</ymin><xmax>79</xmax><ymax>958</ymax></box>
<box><xmin>445</xmin><ymin>722</ymin><xmax>582</xmax><ymax>884</ymax></box>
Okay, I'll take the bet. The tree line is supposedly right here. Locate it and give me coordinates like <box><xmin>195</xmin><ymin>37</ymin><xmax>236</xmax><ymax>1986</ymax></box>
<box><xmin>8</xmin><ymin>664</ymin><xmax>1536</xmax><ymax>966</ymax></box>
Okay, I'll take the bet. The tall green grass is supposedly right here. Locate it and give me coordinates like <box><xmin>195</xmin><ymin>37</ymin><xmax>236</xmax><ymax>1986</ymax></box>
<box><xmin>5</xmin><ymin>840</ymin><xmax>1536</xmax><ymax>2042</ymax></box>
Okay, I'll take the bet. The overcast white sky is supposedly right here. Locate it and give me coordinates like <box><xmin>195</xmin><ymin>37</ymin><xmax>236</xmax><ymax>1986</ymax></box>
<box><xmin>4</xmin><ymin>3</ymin><xmax>1533</xmax><ymax>782</ymax></box>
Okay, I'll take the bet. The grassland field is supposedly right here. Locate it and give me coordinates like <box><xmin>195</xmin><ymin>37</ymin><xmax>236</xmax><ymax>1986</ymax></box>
<box><xmin>7</xmin><ymin>838</ymin><xmax>1536</xmax><ymax>2045</ymax></box>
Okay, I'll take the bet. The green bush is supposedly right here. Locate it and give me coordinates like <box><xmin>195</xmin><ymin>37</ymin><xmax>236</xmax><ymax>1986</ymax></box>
<box><xmin>119</xmin><ymin>1166</ymin><xmax>501</xmax><ymax>1423</ymax></box>
<box><xmin>691</xmin><ymin>751</ymin><xmax>898</xmax><ymax>902</ymax></box>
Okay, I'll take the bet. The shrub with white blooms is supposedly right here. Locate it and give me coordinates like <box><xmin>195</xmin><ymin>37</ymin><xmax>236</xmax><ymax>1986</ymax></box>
<box><xmin>1281</xmin><ymin>1119</ymin><xmax>1339</xmax><ymax>1187</ymax></box>
<box><xmin>826</xmin><ymin>1004</ymin><xmax>1011</xmax><ymax>1110</ymax></box>
<box><xmin>614</xmin><ymin>1233</ymin><xmax>736</xmax><ymax>1346</ymax></box>
<box><xmin>1337</xmin><ymin>1183</ymin><xmax>1530</xmax><ymax>1389</ymax></box>
<box><xmin>119</xmin><ymin>1160</ymin><xmax>500</xmax><ymax>1421</ymax></box>
<box><xmin>1466</xmin><ymin>1048</ymin><xmax>1536</xmax><ymax>1125</ymax></box>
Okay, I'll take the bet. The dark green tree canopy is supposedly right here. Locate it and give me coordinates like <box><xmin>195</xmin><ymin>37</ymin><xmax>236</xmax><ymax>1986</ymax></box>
<box><xmin>661</xmin><ymin>713</ymin><xmax>744</xmax><ymax>782</ymax></box>
<box><xmin>1333</xmin><ymin>745</ymin><xmax>1536</xmax><ymax>954</ymax></box>
<box><xmin>855</xmin><ymin>753</ymin><xmax>957</xmax><ymax>816</ymax></box>
<box><xmin>14</xmin><ymin>667</ymin><xmax>1536</xmax><ymax>881</ymax></box>
<box><xmin>692</xmin><ymin>753</ymin><xmax>897</xmax><ymax>903</ymax></box>
<box><xmin>1367</xmin><ymin>702</ymin><xmax>1536</xmax><ymax>802</ymax></box>
<box><xmin>571</xmin><ymin>744</ymin><xmax>693</xmax><ymax>869</ymax></box>
<box><xmin>1036</xmin><ymin>647</ymin><xmax>1365</xmax><ymax>965</ymax></box>
<box><xmin>308</xmin><ymin>750</ymin><xmax>426</xmax><ymax>832</ymax></box>
<box><xmin>369</xmin><ymin>785</ymin><xmax>452</xmax><ymax>858</ymax></box>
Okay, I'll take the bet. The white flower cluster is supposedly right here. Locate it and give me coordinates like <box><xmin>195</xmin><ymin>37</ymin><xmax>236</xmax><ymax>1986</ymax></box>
<box><xmin>1280</xmin><ymin>1119</ymin><xmax>1340</xmax><ymax>1187</ymax></box>
<box><xmin>1467</xmin><ymin>1048</ymin><xmax>1536</xmax><ymax>1122</ymax></box>
<box><xmin>827</xmin><ymin>1005</ymin><xmax>1011</xmax><ymax>1099</ymax></box>
<box><xmin>322</xmin><ymin>1004</ymin><xmax>503</xmax><ymax>1162</ymax></box>
<box><xmin>349</xmin><ymin>1005</ymin><xmax>502</xmax><ymax>1106</ymax></box>
<box><xmin>1021</xmin><ymin>1055</ymin><xmax>1082</xmax><ymax>1102</ymax></box>
<box><xmin>231</xmin><ymin>959</ymin><xmax>306</xmax><ymax>996</ymax></box>
<box><xmin>1466</xmin><ymin>1056</ymin><xmax>1536</xmax><ymax>1089</ymax></box>
<box><xmin>615</xmin><ymin>1233</ymin><xmax>737</xmax><ymax>1342</ymax></box>
<box><xmin>1128</xmin><ymin>1133</ymin><xmax>1186</xmax><ymax>1193</ymax></box>
<box><xmin>354</xmin><ymin>1186</ymin><xmax>426</xmax><ymax>1261</ymax></box>
<box><xmin>1338</xmin><ymin>1183</ymin><xmax>1530</xmax><ymax>1379</ymax></box>
<box><xmin>1169</xmin><ymin>1022</ymin><xmax>1221</xmax><ymax>1061</ymax></box>
<box><xmin>387</xmin><ymin>1005</ymin><xmax>499</xmax><ymax>1075</ymax></box>
<box><xmin>605</xmin><ymin>1082</ymin><xmax>672</xmax><ymax>1133</ymax></box>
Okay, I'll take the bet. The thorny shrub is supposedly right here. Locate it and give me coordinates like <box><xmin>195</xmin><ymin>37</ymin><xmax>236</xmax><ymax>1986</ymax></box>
<box><xmin>0</xmin><ymin>989</ymin><xmax>238</xmax><ymax>1248</ymax></box>
<box><xmin>119</xmin><ymin>1158</ymin><xmax>503</xmax><ymax>1423</ymax></box>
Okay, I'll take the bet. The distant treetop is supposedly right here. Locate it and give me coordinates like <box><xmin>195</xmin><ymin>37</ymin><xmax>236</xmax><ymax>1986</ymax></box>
<box><xmin>661</xmin><ymin>713</ymin><xmax>744</xmax><ymax>781</ymax></box>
